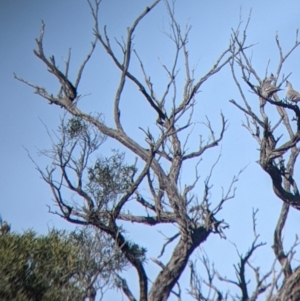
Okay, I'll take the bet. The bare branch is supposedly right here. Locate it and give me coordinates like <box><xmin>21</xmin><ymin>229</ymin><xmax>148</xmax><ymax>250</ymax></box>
<box><xmin>115</xmin><ymin>275</ymin><xmax>137</xmax><ymax>301</ymax></box>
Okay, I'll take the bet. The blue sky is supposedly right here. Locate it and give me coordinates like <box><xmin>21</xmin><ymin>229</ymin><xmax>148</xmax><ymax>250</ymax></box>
<box><xmin>1</xmin><ymin>0</ymin><xmax>300</xmax><ymax>300</ymax></box>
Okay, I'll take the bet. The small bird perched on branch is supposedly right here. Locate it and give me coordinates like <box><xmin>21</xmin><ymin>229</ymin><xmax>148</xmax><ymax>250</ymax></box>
<box><xmin>0</xmin><ymin>220</ymin><xmax>10</xmax><ymax>235</ymax></box>
<box><xmin>261</xmin><ymin>74</ymin><xmax>281</xmax><ymax>98</ymax></box>
<box><xmin>286</xmin><ymin>80</ymin><xmax>300</xmax><ymax>102</ymax></box>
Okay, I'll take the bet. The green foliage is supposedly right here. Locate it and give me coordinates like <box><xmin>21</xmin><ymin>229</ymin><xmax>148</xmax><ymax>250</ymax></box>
<box><xmin>68</xmin><ymin>227</ymin><xmax>127</xmax><ymax>282</ymax></box>
<box><xmin>0</xmin><ymin>229</ymin><xmax>88</xmax><ymax>301</ymax></box>
<box><xmin>128</xmin><ymin>242</ymin><xmax>147</xmax><ymax>262</ymax></box>
<box><xmin>87</xmin><ymin>150</ymin><xmax>137</xmax><ymax>209</ymax></box>
<box><xmin>0</xmin><ymin>227</ymin><xmax>128</xmax><ymax>301</ymax></box>
<box><xmin>66</xmin><ymin>117</ymin><xmax>87</xmax><ymax>139</ymax></box>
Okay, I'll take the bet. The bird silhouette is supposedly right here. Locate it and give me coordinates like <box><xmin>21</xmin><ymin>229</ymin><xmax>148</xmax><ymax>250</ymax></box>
<box><xmin>286</xmin><ymin>80</ymin><xmax>300</xmax><ymax>102</ymax></box>
<box><xmin>0</xmin><ymin>220</ymin><xmax>10</xmax><ymax>235</ymax></box>
<box><xmin>261</xmin><ymin>74</ymin><xmax>281</xmax><ymax>98</ymax></box>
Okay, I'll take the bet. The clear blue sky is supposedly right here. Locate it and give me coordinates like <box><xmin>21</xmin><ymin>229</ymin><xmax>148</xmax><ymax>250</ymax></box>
<box><xmin>1</xmin><ymin>0</ymin><xmax>300</xmax><ymax>300</ymax></box>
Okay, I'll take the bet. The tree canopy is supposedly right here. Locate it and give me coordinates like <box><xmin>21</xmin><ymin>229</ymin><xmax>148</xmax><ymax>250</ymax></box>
<box><xmin>0</xmin><ymin>226</ymin><xmax>126</xmax><ymax>301</ymax></box>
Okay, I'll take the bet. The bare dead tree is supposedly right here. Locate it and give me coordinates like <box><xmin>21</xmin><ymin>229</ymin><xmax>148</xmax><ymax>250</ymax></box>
<box><xmin>187</xmin><ymin>209</ymin><xmax>274</xmax><ymax>301</ymax></box>
<box><xmin>229</xmin><ymin>21</ymin><xmax>300</xmax><ymax>301</ymax></box>
<box><xmin>230</xmin><ymin>27</ymin><xmax>300</xmax><ymax>210</ymax></box>
<box><xmin>16</xmin><ymin>1</ymin><xmax>251</xmax><ymax>301</ymax></box>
